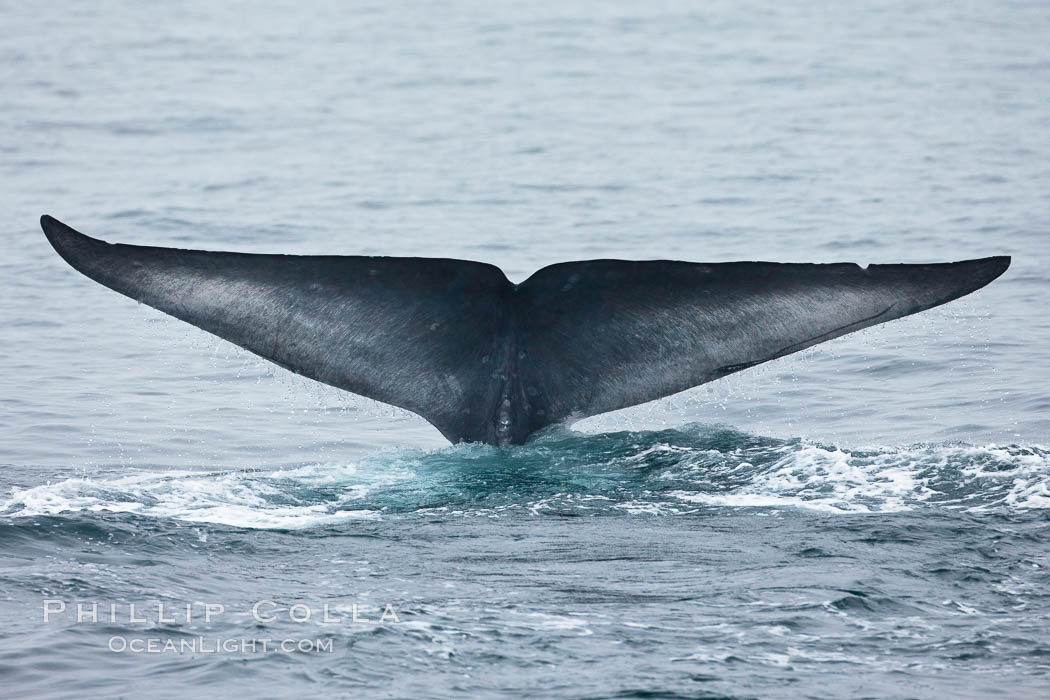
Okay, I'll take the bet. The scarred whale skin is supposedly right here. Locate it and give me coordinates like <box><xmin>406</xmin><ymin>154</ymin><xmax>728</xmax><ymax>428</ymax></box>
<box><xmin>41</xmin><ymin>215</ymin><xmax>1010</xmax><ymax>445</ymax></box>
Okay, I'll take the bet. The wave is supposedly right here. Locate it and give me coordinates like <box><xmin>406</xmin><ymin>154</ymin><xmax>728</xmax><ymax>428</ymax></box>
<box><xmin>2</xmin><ymin>425</ymin><xmax>1048</xmax><ymax>529</ymax></box>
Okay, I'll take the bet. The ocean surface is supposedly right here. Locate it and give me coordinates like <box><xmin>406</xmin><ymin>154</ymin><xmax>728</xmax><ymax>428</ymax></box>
<box><xmin>2</xmin><ymin>1</ymin><xmax>1050</xmax><ymax>697</ymax></box>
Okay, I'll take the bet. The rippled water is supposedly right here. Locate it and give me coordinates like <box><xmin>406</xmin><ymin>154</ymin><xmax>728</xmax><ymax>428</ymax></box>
<box><xmin>2</xmin><ymin>1</ymin><xmax>1050</xmax><ymax>697</ymax></box>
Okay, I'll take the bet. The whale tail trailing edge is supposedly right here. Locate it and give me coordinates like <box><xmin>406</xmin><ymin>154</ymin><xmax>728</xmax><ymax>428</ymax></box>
<box><xmin>41</xmin><ymin>215</ymin><xmax>1010</xmax><ymax>445</ymax></box>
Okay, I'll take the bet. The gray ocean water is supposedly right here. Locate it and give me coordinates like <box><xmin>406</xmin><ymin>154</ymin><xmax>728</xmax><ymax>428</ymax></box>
<box><xmin>2</xmin><ymin>1</ymin><xmax>1050</xmax><ymax>697</ymax></box>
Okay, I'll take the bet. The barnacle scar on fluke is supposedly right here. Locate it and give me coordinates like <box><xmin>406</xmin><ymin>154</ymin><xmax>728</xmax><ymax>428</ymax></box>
<box><xmin>40</xmin><ymin>215</ymin><xmax>1010</xmax><ymax>446</ymax></box>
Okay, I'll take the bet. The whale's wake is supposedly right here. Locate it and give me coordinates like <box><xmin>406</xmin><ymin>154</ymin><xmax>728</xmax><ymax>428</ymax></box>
<box><xmin>4</xmin><ymin>425</ymin><xmax>1048</xmax><ymax>529</ymax></box>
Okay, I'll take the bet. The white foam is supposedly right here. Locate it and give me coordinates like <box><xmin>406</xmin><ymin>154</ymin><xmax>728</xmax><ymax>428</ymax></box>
<box><xmin>669</xmin><ymin>442</ymin><xmax>1050</xmax><ymax>514</ymax></box>
<box><xmin>0</xmin><ymin>465</ymin><xmax>386</xmax><ymax>529</ymax></box>
<box><xmin>2</xmin><ymin>439</ymin><xmax>1048</xmax><ymax>525</ymax></box>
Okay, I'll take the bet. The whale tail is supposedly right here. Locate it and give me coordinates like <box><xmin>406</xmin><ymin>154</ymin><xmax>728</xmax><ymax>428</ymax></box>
<box><xmin>41</xmin><ymin>215</ymin><xmax>1010</xmax><ymax>445</ymax></box>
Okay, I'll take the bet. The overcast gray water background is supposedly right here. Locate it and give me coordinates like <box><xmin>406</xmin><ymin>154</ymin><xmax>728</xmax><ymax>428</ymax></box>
<box><xmin>2</xmin><ymin>1</ymin><xmax>1050</xmax><ymax>697</ymax></box>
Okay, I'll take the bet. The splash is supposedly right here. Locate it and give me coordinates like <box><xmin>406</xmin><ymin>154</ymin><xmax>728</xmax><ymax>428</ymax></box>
<box><xmin>2</xmin><ymin>426</ymin><xmax>1049</xmax><ymax>528</ymax></box>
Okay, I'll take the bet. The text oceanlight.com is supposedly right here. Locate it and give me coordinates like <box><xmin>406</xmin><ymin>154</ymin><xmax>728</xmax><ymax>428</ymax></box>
<box><xmin>109</xmin><ymin>637</ymin><xmax>336</xmax><ymax>654</ymax></box>
<box><xmin>43</xmin><ymin>599</ymin><xmax>402</xmax><ymax>654</ymax></box>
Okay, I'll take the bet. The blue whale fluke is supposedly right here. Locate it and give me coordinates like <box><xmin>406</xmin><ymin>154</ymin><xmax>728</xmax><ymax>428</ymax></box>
<box><xmin>41</xmin><ymin>215</ymin><xmax>1009</xmax><ymax>446</ymax></box>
